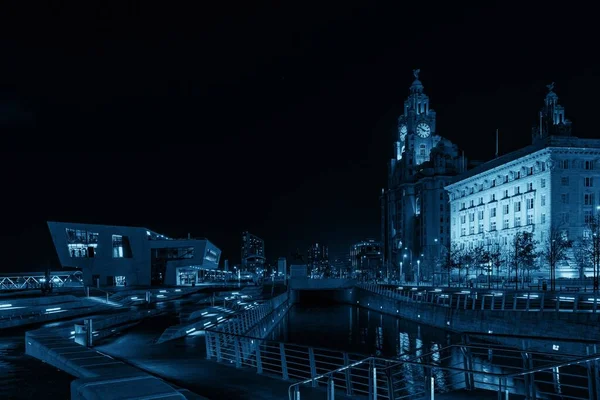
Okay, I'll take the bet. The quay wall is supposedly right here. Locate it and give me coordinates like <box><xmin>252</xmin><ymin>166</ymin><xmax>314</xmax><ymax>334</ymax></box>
<box><xmin>352</xmin><ymin>287</ymin><xmax>600</xmax><ymax>354</ymax></box>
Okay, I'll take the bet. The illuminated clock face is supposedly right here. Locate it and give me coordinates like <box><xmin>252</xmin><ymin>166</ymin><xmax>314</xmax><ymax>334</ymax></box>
<box><xmin>417</xmin><ymin>122</ymin><xmax>431</xmax><ymax>138</ymax></box>
<box><xmin>399</xmin><ymin>124</ymin><xmax>408</xmax><ymax>138</ymax></box>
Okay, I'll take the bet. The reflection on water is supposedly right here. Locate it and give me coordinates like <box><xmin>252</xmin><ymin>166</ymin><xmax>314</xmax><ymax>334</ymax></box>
<box><xmin>270</xmin><ymin>304</ymin><xmax>527</xmax><ymax>395</ymax></box>
<box><xmin>0</xmin><ymin>331</ymin><xmax>73</xmax><ymax>399</ymax></box>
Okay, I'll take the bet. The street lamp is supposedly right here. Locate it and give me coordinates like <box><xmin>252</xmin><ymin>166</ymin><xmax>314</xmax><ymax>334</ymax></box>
<box><xmin>417</xmin><ymin>259</ymin><xmax>421</xmax><ymax>286</ymax></box>
<box><xmin>399</xmin><ymin>261</ymin><xmax>403</xmax><ymax>284</ymax></box>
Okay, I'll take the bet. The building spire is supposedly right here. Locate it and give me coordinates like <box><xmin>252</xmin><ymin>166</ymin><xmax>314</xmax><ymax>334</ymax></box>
<box><xmin>410</xmin><ymin>68</ymin><xmax>424</xmax><ymax>93</ymax></box>
<box><xmin>532</xmin><ymin>82</ymin><xmax>572</xmax><ymax>143</ymax></box>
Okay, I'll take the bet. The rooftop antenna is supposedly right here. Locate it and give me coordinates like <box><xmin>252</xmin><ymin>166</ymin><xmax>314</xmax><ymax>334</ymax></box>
<box><xmin>495</xmin><ymin>128</ymin><xmax>499</xmax><ymax>158</ymax></box>
<box><xmin>539</xmin><ymin>111</ymin><xmax>543</xmax><ymax>138</ymax></box>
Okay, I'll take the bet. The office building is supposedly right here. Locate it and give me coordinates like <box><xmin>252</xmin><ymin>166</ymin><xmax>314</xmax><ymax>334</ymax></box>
<box><xmin>350</xmin><ymin>239</ymin><xmax>383</xmax><ymax>280</ymax></box>
<box><xmin>241</xmin><ymin>231</ymin><xmax>266</xmax><ymax>271</ymax></box>
<box><xmin>446</xmin><ymin>83</ymin><xmax>598</xmax><ymax>276</ymax></box>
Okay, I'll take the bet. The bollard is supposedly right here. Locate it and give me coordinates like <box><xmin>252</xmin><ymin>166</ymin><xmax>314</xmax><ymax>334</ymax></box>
<box><xmin>86</xmin><ymin>286</ymin><xmax>90</xmax><ymax>297</ymax></box>
<box><xmin>84</xmin><ymin>319</ymin><xmax>93</xmax><ymax>347</ymax></box>
<box><xmin>146</xmin><ymin>291</ymin><xmax>151</xmax><ymax>303</ymax></box>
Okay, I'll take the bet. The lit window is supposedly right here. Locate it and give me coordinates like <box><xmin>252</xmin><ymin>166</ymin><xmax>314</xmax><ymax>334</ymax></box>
<box><xmin>66</xmin><ymin>228</ymin><xmax>98</xmax><ymax>258</ymax></box>
<box><xmin>112</xmin><ymin>235</ymin><xmax>132</xmax><ymax>258</ymax></box>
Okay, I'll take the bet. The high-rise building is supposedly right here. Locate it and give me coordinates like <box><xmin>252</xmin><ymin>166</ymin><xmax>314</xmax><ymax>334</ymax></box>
<box><xmin>277</xmin><ymin>257</ymin><xmax>287</xmax><ymax>276</ymax></box>
<box><xmin>446</xmin><ymin>83</ymin><xmax>599</xmax><ymax>278</ymax></box>
<box><xmin>350</xmin><ymin>239</ymin><xmax>383</xmax><ymax>280</ymax></box>
<box><xmin>307</xmin><ymin>243</ymin><xmax>329</xmax><ymax>276</ymax></box>
<box><xmin>241</xmin><ymin>231</ymin><xmax>265</xmax><ymax>271</ymax></box>
<box><xmin>385</xmin><ymin>70</ymin><xmax>466</xmax><ymax>284</ymax></box>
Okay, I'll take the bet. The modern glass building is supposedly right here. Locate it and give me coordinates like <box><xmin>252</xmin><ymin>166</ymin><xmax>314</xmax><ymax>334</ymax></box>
<box><xmin>47</xmin><ymin>221</ymin><xmax>221</xmax><ymax>287</ymax></box>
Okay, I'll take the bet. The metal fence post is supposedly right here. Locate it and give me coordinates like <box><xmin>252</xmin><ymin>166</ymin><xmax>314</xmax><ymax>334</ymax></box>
<box><xmin>205</xmin><ymin>331</ymin><xmax>212</xmax><ymax>360</ymax></box>
<box><xmin>327</xmin><ymin>378</ymin><xmax>335</xmax><ymax>400</ymax></box>
<box><xmin>280</xmin><ymin>343</ymin><xmax>289</xmax><ymax>380</ymax></box>
<box><xmin>461</xmin><ymin>335</ymin><xmax>474</xmax><ymax>390</ymax></box>
<box><xmin>294</xmin><ymin>386</ymin><xmax>301</xmax><ymax>400</ymax></box>
<box><xmin>343</xmin><ymin>352</ymin><xmax>353</xmax><ymax>396</ymax></box>
<box><xmin>234</xmin><ymin>337</ymin><xmax>242</xmax><ymax>368</ymax></box>
<box><xmin>215</xmin><ymin>332</ymin><xmax>222</xmax><ymax>362</ymax></box>
<box><xmin>308</xmin><ymin>347</ymin><xmax>317</xmax><ymax>387</ymax></box>
<box><xmin>255</xmin><ymin>340</ymin><xmax>263</xmax><ymax>374</ymax></box>
<box><xmin>372</xmin><ymin>365</ymin><xmax>378</xmax><ymax>400</ymax></box>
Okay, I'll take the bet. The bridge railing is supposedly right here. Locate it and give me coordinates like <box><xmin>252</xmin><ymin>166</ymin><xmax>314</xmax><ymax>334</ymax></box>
<box><xmin>358</xmin><ymin>283</ymin><xmax>600</xmax><ymax>313</ymax></box>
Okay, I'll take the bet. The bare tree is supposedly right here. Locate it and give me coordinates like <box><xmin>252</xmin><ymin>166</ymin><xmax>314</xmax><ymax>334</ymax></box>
<box><xmin>579</xmin><ymin>214</ymin><xmax>600</xmax><ymax>291</ymax></box>
<box><xmin>573</xmin><ymin>237</ymin><xmax>591</xmax><ymax>281</ymax></box>
<box><xmin>446</xmin><ymin>243</ymin><xmax>464</xmax><ymax>287</ymax></box>
<box><xmin>512</xmin><ymin>231</ymin><xmax>538</xmax><ymax>290</ymax></box>
<box><xmin>542</xmin><ymin>228</ymin><xmax>572</xmax><ymax>291</ymax></box>
<box><xmin>484</xmin><ymin>244</ymin><xmax>504</xmax><ymax>289</ymax></box>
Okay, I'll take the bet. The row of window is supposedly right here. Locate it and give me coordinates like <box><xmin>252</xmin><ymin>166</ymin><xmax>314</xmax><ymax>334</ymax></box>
<box><xmin>452</xmin><ymin>165</ymin><xmax>597</xmax><ymax>201</ymax></box>
<box><xmin>67</xmin><ymin>233</ymin><xmax>132</xmax><ymax>258</ymax></box>
<box><xmin>560</xmin><ymin>159</ymin><xmax>596</xmax><ymax>170</ymax></box>
<box><xmin>452</xmin><ymin>162</ymin><xmax>547</xmax><ymax>199</ymax></box>
<box><xmin>459</xmin><ymin>213</ymin><xmax>541</xmax><ymax>236</ymax></box>
<box><xmin>456</xmin><ymin>198</ymin><xmax>538</xmax><ymax>226</ymax></box>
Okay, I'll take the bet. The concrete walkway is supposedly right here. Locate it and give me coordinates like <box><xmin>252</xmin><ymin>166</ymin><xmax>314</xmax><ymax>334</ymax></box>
<box><xmin>102</xmin><ymin>353</ymin><xmax>358</xmax><ymax>400</ymax></box>
<box><xmin>96</xmin><ymin>327</ymin><xmax>359</xmax><ymax>400</ymax></box>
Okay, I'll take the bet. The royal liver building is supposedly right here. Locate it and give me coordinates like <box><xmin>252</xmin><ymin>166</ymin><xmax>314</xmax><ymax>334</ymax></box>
<box><xmin>386</xmin><ymin>70</ymin><xmax>465</xmax><ymax>284</ymax></box>
<box><xmin>446</xmin><ymin>83</ymin><xmax>600</xmax><ymax>278</ymax></box>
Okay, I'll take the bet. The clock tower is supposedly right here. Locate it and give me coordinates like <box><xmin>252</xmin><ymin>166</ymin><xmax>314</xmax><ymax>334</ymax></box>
<box><xmin>386</xmin><ymin>70</ymin><xmax>465</xmax><ymax>286</ymax></box>
<box><xmin>395</xmin><ymin>69</ymin><xmax>440</xmax><ymax>174</ymax></box>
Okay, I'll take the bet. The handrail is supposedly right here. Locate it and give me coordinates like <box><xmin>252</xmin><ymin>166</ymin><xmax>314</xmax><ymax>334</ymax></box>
<box><xmin>357</xmin><ymin>282</ymin><xmax>600</xmax><ymax>314</ymax></box>
<box><xmin>287</xmin><ymin>357</ymin><xmax>371</xmax><ymax>400</ymax></box>
<box><xmin>287</xmin><ymin>350</ymin><xmax>600</xmax><ymax>400</ymax></box>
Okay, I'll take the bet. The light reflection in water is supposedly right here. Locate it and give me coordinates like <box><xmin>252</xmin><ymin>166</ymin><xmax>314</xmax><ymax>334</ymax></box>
<box><xmin>272</xmin><ymin>304</ymin><xmax>525</xmax><ymax>395</ymax></box>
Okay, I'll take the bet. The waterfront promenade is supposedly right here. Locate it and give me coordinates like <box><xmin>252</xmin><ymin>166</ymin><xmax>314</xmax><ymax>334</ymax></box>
<box><xmin>9</xmin><ymin>279</ymin><xmax>600</xmax><ymax>399</ymax></box>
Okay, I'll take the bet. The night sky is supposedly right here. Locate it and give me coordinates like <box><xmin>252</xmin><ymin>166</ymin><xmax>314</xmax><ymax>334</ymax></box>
<box><xmin>1</xmin><ymin>2</ymin><xmax>598</xmax><ymax>271</ymax></box>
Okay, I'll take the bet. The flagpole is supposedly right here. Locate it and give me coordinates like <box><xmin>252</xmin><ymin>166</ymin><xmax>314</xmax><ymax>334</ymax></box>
<box><xmin>495</xmin><ymin>129</ymin><xmax>499</xmax><ymax>158</ymax></box>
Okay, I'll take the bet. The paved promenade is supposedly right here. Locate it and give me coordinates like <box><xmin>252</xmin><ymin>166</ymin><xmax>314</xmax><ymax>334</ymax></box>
<box><xmin>96</xmin><ymin>319</ymin><xmax>356</xmax><ymax>400</ymax></box>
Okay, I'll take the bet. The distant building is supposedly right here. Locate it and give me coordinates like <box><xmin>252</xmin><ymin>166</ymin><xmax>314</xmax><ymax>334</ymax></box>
<box><xmin>446</xmin><ymin>84</ymin><xmax>597</xmax><ymax>278</ymax></box>
<box><xmin>331</xmin><ymin>254</ymin><xmax>352</xmax><ymax>277</ymax></box>
<box><xmin>241</xmin><ymin>231</ymin><xmax>265</xmax><ymax>271</ymax></box>
<box><xmin>385</xmin><ymin>70</ymin><xmax>466</xmax><ymax>283</ymax></box>
<box><xmin>350</xmin><ymin>239</ymin><xmax>383</xmax><ymax>280</ymax></box>
<box><xmin>47</xmin><ymin>221</ymin><xmax>221</xmax><ymax>287</ymax></box>
<box><xmin>277</xmin><ymin>257</ymin><xmax>287</xmax><ymax>276</ymax></box>
<box><xmin>307</xmin><ymin>243</ymin><xmax>329</xmax><ymax>276</ymax></box>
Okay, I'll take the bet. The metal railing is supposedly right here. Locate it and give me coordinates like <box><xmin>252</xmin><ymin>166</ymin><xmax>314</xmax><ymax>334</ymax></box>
<box><xmin>358</xmin><ymin>283</ymin><xmax>600</xmax><ymax>313</ymax></box>
<box><xmin>206</xmin><ymin>313</ymin><xmax>600</xmax><ymax>400</ymax></box>
<box><xmin>0</xmin><ymin>271</ymin><xmax>83</xmax><ymax>291</ymax></box>
<box><xmin>208</xmin><ymin>291</ymin><xmax>289</xmax><ymax>336</ymax></box>
<box><xmin>287</xmin><ymin>334</ymin><xmax>600</xmax><ymax>400</ymax></box>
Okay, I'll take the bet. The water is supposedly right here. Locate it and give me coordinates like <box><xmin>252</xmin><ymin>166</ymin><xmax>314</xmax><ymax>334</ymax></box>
<box><xmin>270</xmin><ymin>303</ymin><xmax>452</xmax><ymax>358</ymax></box>
<box><xmin>0</xmin><ymin>329</ymin><xmax>73</xmax><ymax>399</ymax></box>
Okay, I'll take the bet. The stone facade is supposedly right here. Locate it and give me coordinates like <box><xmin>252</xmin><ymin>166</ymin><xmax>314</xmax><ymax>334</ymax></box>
<box><xmin>386</xmin><ymin>71</ymin><xmax>465</xmax><ymax>283</ymax></box>
<box><xmin>446</xmin><ymin>85</ymin><xmax>600</xmax><ymax>277</ymax></box>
